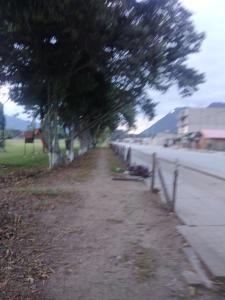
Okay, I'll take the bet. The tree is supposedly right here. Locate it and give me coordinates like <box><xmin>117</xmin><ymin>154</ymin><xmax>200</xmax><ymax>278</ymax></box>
<box><xmin>0</xmin><ymin>103</ymin><xmax>5</xmax><ymax>150</ymax></box>
<box><xmin>110</xmin><ymin>130</ymin><xmax>130</xmax><ymax>141</ymax></box>
<box><xmin>0</xmin><ymin>0</ymin><xmax>205</xmax><ymax>167</ymax></box>
<box><xmin>0</xmin><ymin>0</ymin><xmax>118</xmax><ymax>165</ymax></box>
<box><xmin>60</xmin><ymin>0</ymin><xmax>205</xmax><ymax>150</ymax></box>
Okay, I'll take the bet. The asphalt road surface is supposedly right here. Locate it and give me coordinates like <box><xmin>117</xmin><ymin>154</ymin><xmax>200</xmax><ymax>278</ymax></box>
<box><xmin>115</xmin><ymin>142</ymin><xmax>225</xmax><ymax>279</ymax></box>
<box><xmin>119</xmin><ymin>143</ymin><xmax>225</xmax><ymax>179</ymax></box>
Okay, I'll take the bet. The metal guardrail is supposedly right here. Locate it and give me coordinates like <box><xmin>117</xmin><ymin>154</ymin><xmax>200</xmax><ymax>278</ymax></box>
<box><xmin>110</xmin><ymin>143</ymin><xmax>179</xmax><ymax>212</ymax></box>
<box><xmin>151</xmin><ymin>153</ymin><xmax>179</xmax><ymax>211</ymax></box>
<box><xmin>110</xmin><ymin>143</ymin><xmax>130</xmax><ymax>165</ymax></box>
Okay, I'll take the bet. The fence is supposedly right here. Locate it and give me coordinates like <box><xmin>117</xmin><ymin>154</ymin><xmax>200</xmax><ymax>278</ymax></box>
<box><xmin>110</xmin><ymin>143</ymin><xmax>131</xmax><ymax>166</ymax></box>
<box><xmin>110</xmin><ymin>143</ymin><xmax>179</xmax><ymax>212</ymax></box>
<box><xmin>151</xmin><ymin>153</ymin><xmax>179</xmax><ymax>211</ymax></box>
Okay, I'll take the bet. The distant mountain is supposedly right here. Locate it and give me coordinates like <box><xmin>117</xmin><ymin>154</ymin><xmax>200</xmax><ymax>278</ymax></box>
<box><xmin>5</xmin><ymin>115</ymin><xmax>31</xmax><ymax>131</ymax></box>
<box><xmin>139</xmin><ymin>102</ymin><xmax>225</xmax><ymax>138</ymax></box>
<box><xmin>208</xmin><ymin>102</ymin><xmax>225</xmax><ymax>108</ymax></box>
<box><xmin>139</xmin><ymin>107</ymin><xmax>184</xmax><ymax>137</ymax></box>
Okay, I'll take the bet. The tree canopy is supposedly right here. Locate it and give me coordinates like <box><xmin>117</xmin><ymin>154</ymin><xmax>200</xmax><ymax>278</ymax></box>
<box><xmin>0</xmin><ymin>103</ymin><xmax>5</xmax><ymax>148</ymax></box>
<box><xmin>0</xmin><ymin>0</ymin><xmax>205</xmax><ymax>166</ymax></box>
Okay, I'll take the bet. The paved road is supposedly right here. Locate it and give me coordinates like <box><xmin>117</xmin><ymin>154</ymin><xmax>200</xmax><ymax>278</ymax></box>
<box><xmin>119</xmin><ymin>143</ymin><xmax>225</xmax><ymax>179</ymax></box>
<box><xmin>115</xmin><ymin>142</ymin><xmax>225</xmax><ymax>280</ymax></box>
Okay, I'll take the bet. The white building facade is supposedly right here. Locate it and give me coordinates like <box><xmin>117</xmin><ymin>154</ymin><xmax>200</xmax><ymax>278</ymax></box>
<box><xmin>178</xmin><ymin>108</ymin><xmax>225</xmax><ymax>135</ymax></box>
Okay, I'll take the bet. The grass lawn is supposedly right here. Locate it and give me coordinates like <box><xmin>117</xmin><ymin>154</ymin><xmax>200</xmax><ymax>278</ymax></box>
<box><xmin>0</xmin><ymin>139</ymin><xmax>80</xmax><ymax>173</ymax></box>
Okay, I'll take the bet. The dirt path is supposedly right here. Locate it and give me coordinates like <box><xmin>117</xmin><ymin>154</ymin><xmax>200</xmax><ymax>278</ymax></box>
<box><xmin>30</xmin><ymin>149</ymin><xmax>222</xmax><ymax>300</ymax></box>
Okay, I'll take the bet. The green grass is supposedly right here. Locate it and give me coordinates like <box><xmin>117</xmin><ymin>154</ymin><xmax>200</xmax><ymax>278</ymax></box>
<box><xmin>12</xmin><ymin>186</ymin><xmax>74</xmax><ymax>211</ymax></box>
<box><xmin>15</xmin><ymin>186</ymin><xmax>63</xmax><ymax>197</ymax></box>
<box><xmin>0</xmin><ymin>139</ymin><xmax>80</xmax><ymax>172</ymax></box>
<box><xmin>107</xmin><ymin>148</ymin><xmax>126</xmax><ymax>173</ymax></box>
<box><xmin>0</xmin><ymin>139</ymin><xmax>48</xmax><ymax>169</ymax></box>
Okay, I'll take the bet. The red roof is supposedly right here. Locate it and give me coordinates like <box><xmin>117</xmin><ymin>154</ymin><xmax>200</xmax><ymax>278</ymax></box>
<box><xmin>201</xmin><ymin>129</ymin><xmax>225</xmax><ymax>139</ymax></box>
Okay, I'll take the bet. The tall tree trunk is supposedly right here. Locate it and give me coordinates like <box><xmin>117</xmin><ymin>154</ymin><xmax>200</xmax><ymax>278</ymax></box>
<box><xmin>43</xmin><ymin>109</ymin><xmax>63</xmax><ymax>169</ymax></box>
<box><xmin>43</xmin><ymin>82</ymin><xmax>63</xmax><ymax>169</ymax></box>
<box><xmin>66</xmin><ymin>125</ymin><xmax>75</xmax><ymax>162</ymax></box>
<box><xmin>79</xmin><ymin>128</ymin><xmax>92</xmax><ymax>155</ymax></box>
<box><xmin>92</xmin><ymin>124</ymin><xmax>101</xmax><ymax>149</ymax></box>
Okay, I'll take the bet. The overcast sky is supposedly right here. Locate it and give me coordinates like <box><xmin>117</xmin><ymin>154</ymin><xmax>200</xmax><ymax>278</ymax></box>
<box><xmin>1</xmin><ymin>0</ymin><xmax>225</xmax><ymax>132</ymax></box>
<box><xmin>132</xmin><ymin>0</ymin><xmax>225</xmax><ymax>133</ymax></box>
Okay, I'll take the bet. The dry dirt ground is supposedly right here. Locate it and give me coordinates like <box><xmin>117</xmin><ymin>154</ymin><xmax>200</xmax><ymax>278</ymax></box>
<box><xmin>1</xmin><ymin>148</ymin><xmax>225</xmax><ymax>300</ymax></box>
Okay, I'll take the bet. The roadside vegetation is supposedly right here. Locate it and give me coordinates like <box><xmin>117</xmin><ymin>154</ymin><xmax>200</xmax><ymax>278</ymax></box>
<box><xmin>107</xmin><ymin>148</ymin><xmax>126</xmax><ymax>173</ymax></box>
<box><xmin>0</xmin><ymin>1</ymin><xmax>212</xmax><ymax>299</ymax></box>
<box><xmin>0</xmin><ymin>140</ymin><xmax>48</xmax><ymax>169</ymax></box>
<box><xmin>0</xmin><ymin>148</ymin><xmax>98</xmax><ymax>299</ymax></box>
<box><xmin>0</xmin><ymin>139</ymin><xmax>80</xmax><ymax>176</ymax></box>
<box><xmin>0</xmin><ymin>0</ymin><xmax>205</xmax><ymax>168</ymax></box>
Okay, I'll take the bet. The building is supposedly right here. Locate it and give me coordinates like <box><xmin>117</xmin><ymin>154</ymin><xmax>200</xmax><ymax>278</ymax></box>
<box><xmin>180</xmin><ymin>129</ymin><xmax>225</xmax><ymax>151</ymax></box>
<box><xmin>178</xmin><ymin>108</ymin><xmax>225</xmax><ymax>135</ymax></box>
<box><xmin>152</xmin><ymin>132</ymin><xmax>177</xmax><ymax>146</ymax></box>
<box><xmin>197</xmin><ymin>129</ymin><xmax>225</xmax><ymax>151</ymax></box>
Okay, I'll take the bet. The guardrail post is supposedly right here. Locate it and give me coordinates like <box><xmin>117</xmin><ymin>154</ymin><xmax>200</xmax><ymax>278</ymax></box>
<box><xmin>151</xmin><ymin>152</ymin><xmax>156</xmax><ymax>192</ymax></box>
<box><xmin>157</xmin><ymin>160</ymin><xmax>171</xmax><ymax>207</ymax></box>
<box><xmin>126</xmin><ymin>147</ymin><xmax>131</xmax><ymax>166</ymax></box>
<box><xmin>172</xmin><ymin>160</ymin><xmax>179</xmax><ymax>211</ymax></box>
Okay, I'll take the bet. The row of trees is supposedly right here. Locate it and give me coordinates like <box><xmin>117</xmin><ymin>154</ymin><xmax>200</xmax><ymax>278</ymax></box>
<box><xmin>0</xmin><ymin>0</ymin><xmax>205</xmax><ymax>168</ymax></box>
<box><xmin>0</xmin><ymin>103</ymin><xmax>5</xmax><ymax>149</ymax></box>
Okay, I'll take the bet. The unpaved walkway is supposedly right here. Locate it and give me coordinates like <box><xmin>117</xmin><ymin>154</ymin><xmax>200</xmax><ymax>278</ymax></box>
<box><xmin>36</xmin><ymin>149</ymin><xmax>222</xmax><ymax>300</ymax></box>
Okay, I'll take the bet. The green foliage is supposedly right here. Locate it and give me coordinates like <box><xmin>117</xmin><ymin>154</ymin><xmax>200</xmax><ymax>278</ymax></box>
<box><xmin>107</xmin><ymin>148</ymin><xmax>125</xmax><ymax>173</ymax></box>
<box><xmin>0</xmin><ymin>0</ymin><xmax>205</xmax><ymax>165</ymax></box>
<box><xmin>110</xmin><ymin>130</ymin><xmax>130</xmax><ymax>141</ymax></box>
<box><xmin>15</xmin><ymin>186</ymin><xmax>68</xmax><ymax>197</ymax></box>
<box><xmin>97</xmin><ymin>127</ymin><xmax>111</xmax><ymax>146</ymax></box>
<box><xmin>0</xmin><ymin>103</ymin><xmax>5</xmax><ymax>130</ymax></box>
<box><xmin>0</xmin><ymin>103</ymin><xmax>5</xmax><ymax>148</ymax></box>
<box><xmin>4</xmin><ymin>129</ymin><xmax>22</xmax><ymax>139</ymax></box>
